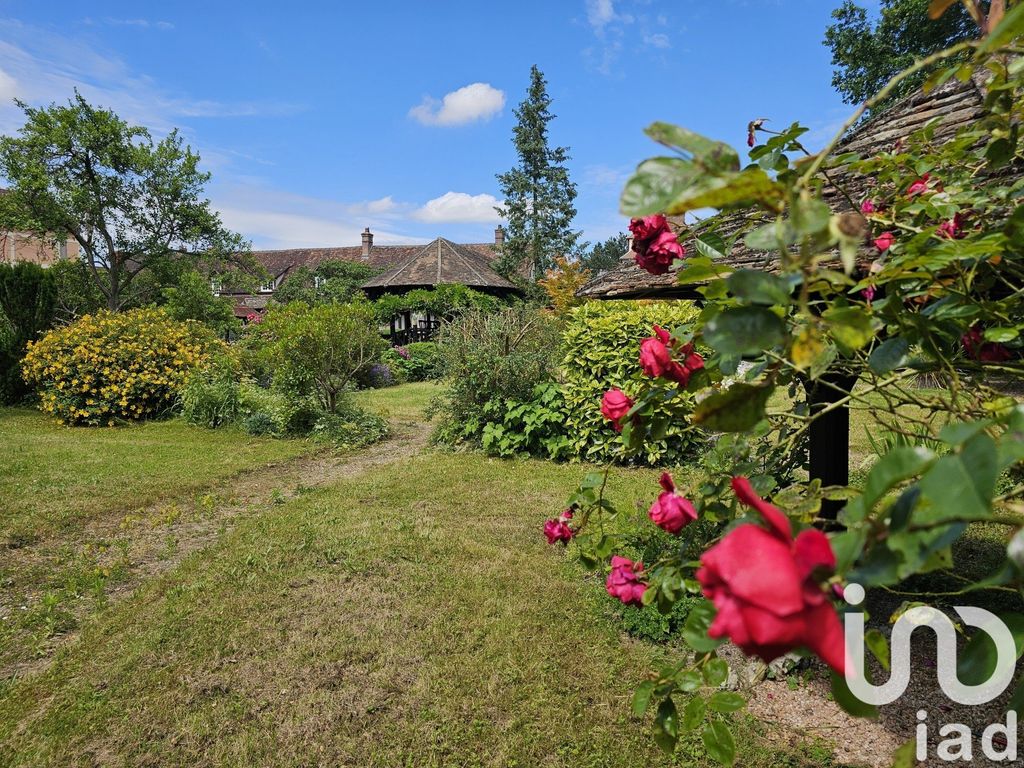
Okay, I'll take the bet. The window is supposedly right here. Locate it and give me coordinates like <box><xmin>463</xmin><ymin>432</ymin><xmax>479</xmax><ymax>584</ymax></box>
<box><xmin>314</xmin><ymin>275</ymin><xmax>326</xmax><ymax>289</ymax></box>
<box><xmin>210</xmin><ymin>279</ymin><xmax>222</xmax><ymax>296</ymax></box>
<box><xmin>258</xmin><ymin>280</ymin><xmax>276</xmax><ymax>294</ymax></box>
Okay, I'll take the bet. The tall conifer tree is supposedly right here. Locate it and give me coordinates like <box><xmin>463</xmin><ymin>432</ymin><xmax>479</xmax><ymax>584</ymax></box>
<box><xmin>496</xmin><ymin>66</ymin><xmax>580</xmax><ymax>279</ymax></box>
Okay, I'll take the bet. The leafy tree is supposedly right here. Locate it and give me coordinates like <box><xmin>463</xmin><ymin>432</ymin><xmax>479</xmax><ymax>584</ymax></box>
<box><xmin>0</xmin><ymin>262</ymin><xmax>56</xmax><ymax>402</ymax></box>
<box><xmin>160</xmin><ymin>270</ymin><xmax>240</xmax><ymax>338</ymax></box>
<box><xmin>581</xmin><ymin>232</ymin><xmax>629</xmax><ymax>273</ymax></box>
<box><xmin>538</xmin><ymin>256</ymin><xmax>590</xmax><ymax>314</ymax></box>
<box><xmin>48</xmin><ymin>259</ymin><xmax>105</xmax><ymax>324</ymax></box>
<box><xmin>496</xmin><ymin>66</ymin><xmax>581</xmax><ymax>279</ymax></box>
<box><xmin>271</xmin><ymin>260</ymin><xmax>379</xmax><ymax>306</ymax></box>
<box><xmin>824</xmin><ymin>0</ymin><xmax>976</xmax><ymax>113</ymax></box>
<box><xmin>0</xmin><ymin>92</ymin><xmax>250</xmax><ymax>310</ymax></box>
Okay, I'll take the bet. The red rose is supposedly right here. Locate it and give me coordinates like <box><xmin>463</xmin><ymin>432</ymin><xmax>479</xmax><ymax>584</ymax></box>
<box><xmin>695</xmin><ymin>476</ymin><xmax>846</xmax><ymax>674</ymax></box>
<box><xmin>606</xmin><ymin>556</ymin><xmax>647</xmax><ymax>606</ymax></box>
<box><xmin>859</xmin><ymin>199</ymin><xmax>877</xmax><ymax>214</ymax></box>
<box><xmin>544</xmin><ymin>518</ymin><xmax>573</xmax><ymax>544</ymax></box>
<box><xmin>747</xmin><ymin>130</ymin><xmax>755</xmax><ymax>148</ymax></box>
<box><xmin>543</xmin><ymin>508</ymin><xmax>575</xmax><ymax>544</ymax></box>
<box><xmin>873</xmin><ymin>231</ymin><xmax>895</xmax><ymax>252</ymax></box>
<box><xmin>629</xmin><ymin>215</ymin><xmax>684</xmax><ymax>275</ymax></box>
<box><xmin>962</xmin><ymin>326</ymin><xmax>1012</xmax><ymax>362</ymax></box>
<box><xmin>648</xmin><ymin>472</ymin><xmax>697</xmax><ymax>534</ymax></box>
<box><xmin>639</xmin><ymin>325</ymin><xmax>703</xmax><ymax>386</ymax></box>
<box><xmin>937</xmin><ymin>212</ymin><xmax>967</xmax><ymax>240</ymax></box>
<box><xmin>600</xmin><ymin>388</ymin><xmax>634</xmax><ymax>432</ymax></box>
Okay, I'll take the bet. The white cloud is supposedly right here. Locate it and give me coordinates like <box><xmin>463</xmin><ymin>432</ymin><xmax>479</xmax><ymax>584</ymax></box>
<box><xmin>212</xmin><ymin>184</ymin><xmax>414</xmax><ymax>250</ymax></box>
<box><xmin>409</xmin><ymin>82</ymin><xmax>505</xmax><ymax>126</ymax></box>
<box><xmin>413</xmin><ymin>192</ymin><xmax>501</xmax><ymax>223</ymax></box>
<box><xmin>0</xmin><ymin>67</ymin><xmax>17</xmax><ymax>102</ymax></box>
<box><xmin>586</xmin><ymin>0</ymin><xmax>616</xmax><ymax>32</ymax></box>
<box><xmin>0</xmin><ymin>20</ymin><xmax>301</xmax><ymax>136</ymax></box>
<box><xmin>643</xmin><ymin>32</ymin><xmax>671</xmax><ymax>49</ymax></box>
<box><xmin>101</xmin><ymin>18</ymin><xmax>175</xmax><ymax>30</ymax></box>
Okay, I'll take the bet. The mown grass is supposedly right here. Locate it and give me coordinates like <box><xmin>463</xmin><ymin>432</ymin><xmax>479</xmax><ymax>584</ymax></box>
<box><xmin>0</xmin><ymin>385</ymin><xmax>835</xmax><ymax>768</ymax></box>
<box><xmin>0</xmin><ymin>407</ymin><xmax>314</xmax><ymax>544</ymax></box>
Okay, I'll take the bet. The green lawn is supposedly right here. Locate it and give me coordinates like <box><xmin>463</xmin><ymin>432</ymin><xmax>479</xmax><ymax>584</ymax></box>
<box><xmin>0</xmin><ymin>408</ymin><xmax>314</xmax><ymax>544</ymax></box>
<box><xmin>0</xmin><ymin>386</ymin><xmax>832</xmax><ymax>767</ymax></box>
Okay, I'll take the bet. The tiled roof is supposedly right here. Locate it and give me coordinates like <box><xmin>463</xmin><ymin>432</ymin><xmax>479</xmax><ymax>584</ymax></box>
<box><xmin>249</xmin><ymin>242</ymin><xmax>501</xmax><ymax>280</ymax></box>
<box><xmin>362</xmin><ymin>237</ymin><xmax>517</xmax><ymax>293</ymax></box>
<box><xmin>578</xmin><ymin>71</ymin><xmax>998</xmax><ymax>301</ymax></box>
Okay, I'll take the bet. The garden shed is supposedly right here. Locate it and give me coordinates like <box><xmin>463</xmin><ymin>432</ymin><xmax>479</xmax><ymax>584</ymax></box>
<box><xmin>576</xmin><ymin>71</ymin><xmax>995</xmax><ymax>516</ymax></box>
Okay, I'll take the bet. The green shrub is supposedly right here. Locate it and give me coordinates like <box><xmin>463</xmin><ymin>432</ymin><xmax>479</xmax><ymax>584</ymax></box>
<box><xmin>310</xmin><ymin>400</ymin><xmax>389</xmax><ymax>447</ymax></box>
<box><xmin>431</xmin><ymin>307</ymin><xmax>562</xmax><ymax>446</ymax></box>
<box><xmin>181</xmin><ymin>355</ymin><xmax>240</xmax><ymax>428</ymax></box>
<box><xmin>21</xmin><ymin>308</ymin><xmax>221</xmax><ymax>425</ymax></box>
<box><xmin>560</xmin><ymin>301</ymin><xmax>703</xmax><ymax>464</ymax></box>
<box><xmin>249</xmin><ymin>301</ymin><xmax>385</xmax><ymax>412</ymax></box>
<box><xmin>0</xmin><ymin>262</ymin><xmax>57</xmax><ymax>403</ymax></box>
<box><xmin>388</xmin><ymin>341</ymin><xmax>440</xmax><ymax>382</ymax></box>
<box><xmin>480</xmin><ymin>382</ymin><xmax>572</xmax><ymax>460</ymax></box>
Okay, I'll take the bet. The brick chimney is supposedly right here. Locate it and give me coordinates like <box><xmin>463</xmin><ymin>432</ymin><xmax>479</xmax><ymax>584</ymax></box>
<box><xmin>361</xmin><ymin>227</ymin><xmax>373</xmax><ymax>259</ymax></box>
<box><xmin>494</xmin><ymin>225</ymin><xmax>505</xmax><ymax>247</ymax></box>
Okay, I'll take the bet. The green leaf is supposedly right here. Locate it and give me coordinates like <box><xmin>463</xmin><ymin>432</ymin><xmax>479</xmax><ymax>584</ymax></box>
<box><xmin>703</xmin><ymin>306</ymin><xmax>785</xmax><ymax>357</ymax></box>
<box><xmin>683</xmin><ymin>600</ymin><xmax>725</xmax><ymax>652</ymax></box>
<box><xmin>621</xmin><ymin>157</ymin><xmax>698</xmax><ymax>217</ymax></box>
<box><xmin>653</xmin><ymin>698</ymin><xmax>679</xmax><ymax>754</ymax></box>
<box><xmin>702</xmin><ymin>721</ymin><xmax>737</xmax><ymax>765</ymax></box>
<box><xmin>957</xmin><ymin>613</ymin><xmax>1024</xmax><ymax>686</ymax></box>
<box><xmin>665</xmin><ymin>167</ymin><xmax>784</xmax><ymax>216</ymax></box>
<box><xmin>645</xmin><ymin>123</ymin><xmax>740</xmax><ymax>174</ymax></box>
<box><xmin>917</xmin><ymin>433</ymin><xmax>998</xmax><ymax>524</ymax></box>
<box><xmin>702</xmin><ymin>657</ymin><xmax>729</xmax><ymax>687</ymax></box>
<box><xmin>676</xmin><ymin>257</ymin><xmax>734</xmax><ymax>285</ymax></box>
<box><xmin>725</xmin><ymin>270</ymin><xmax>794</xmax><ymax>306</ymax></box>
<box><xmin>830</xmin><ymin>670</ymin><xmax>877</xmax><ymax>718</ymax></box>
<box><xmin>823</xmin><ymin>306</ymin><xmax>876</xmax><ymax>352</ymax></box>
<box><xmin>708</xmin><ymin>691</ymin><xmax>746</xmax><ymax>713</ymax></box>
<box><xmin>862</xmin><ymin>446</ymin><xmax>937</xmax><ymax>511</ymax></box>
<box><xmin>695</xmin><ymin>233</ymin><xmax>727</xmax><ymax>260</ymax></box>
<box><xmin>868</xmin><ymin>337</ymin><xmax>909</xmax><ymax>374</ymax></box>
<box><xmin>744</xmin><ymin>218</ymin><xmax>795</xmax><ymax>251</ymax></box>
<box><xmin>682</xmin><ymin>696</ymin><xmax>706</xmax><ymax>731</ymax></box>
<box><xmin>692</xmin><ymin>383</ymin><xmax>774</xmax><ymax>432</ymax></box>
<box><xmin>984</xmin><ymin>327</ymin><xmax>1019</xmax><ymax>343</ymax></box>
<box><xmin>632</xmin><ymin>681</ymin><xmax>656</xmax><ymax>717</ymax></box>
<box><xmin>677</xmin><ymin>669</ymin><xmax>703</xmax><ymax>693</ymax></box>
<box><xmin>864</xmin><ymin>629</ymin><xmax>891</xmax><ymax>672</ymax></box>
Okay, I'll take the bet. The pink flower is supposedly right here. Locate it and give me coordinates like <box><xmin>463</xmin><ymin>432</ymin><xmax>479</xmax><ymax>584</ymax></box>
<box><xmin>906</xmin><ymin>173</ymin><xmax>940</xmax><ymax>197</ymax></box>
<box><xmin>629</xmin><ymin>215</ymin><xmax>685</xmax><ymax>275</ymax></box>
<box><xmin>962</xmin><ymin>326</ymin><xmax>1012</xmax><ymax>363</ymax></box>
<box><xmin>859</xmin><ymin>199</ymin><xmax>877</xmax><ymax>214</ymax></box>
<box><xmin>600</xmin><ymin>388</ymin><xmax>634</xmax><ymax>432</ymax></box>
<box><xmin>544</xmin><ymin>518</ymin><xmax>574</xmax><ymax>544</ymax></box>
<box><xmin>861</xmin><ymin>285</ymin><xmax>876</xmax><ymax>304</ymax></box>
<box><xmin>639</xmin><ymin>325</ymin><xmax>704</xmax><ymax>386</ymax></box>
<box><xmin>937</xmin><ymin>212</ymin><xmax>967</xmax><ymax>240</ymax></box>
<box><xmin>696</xmin><ymin>477</ymin><xmax>846</xmax><ymax>674</ymax></box>
<box><xmin>606</xmin><ymin>556</ymin><xmax>647</xmax><ymax>606</ymax></box>
<box><xmin>648</xmin><ymin>472</ymin><xmax>698</xmax><ymax>534</ymax></box>
<box><xmin>747</xmin><ymin>130</ymin><xmax>755</xmax><ymax>148</ymax></box>
<box><xmin>873</xmin><ymin>231</ymin><xmax>895</xmax><ymax>252</ymax></box>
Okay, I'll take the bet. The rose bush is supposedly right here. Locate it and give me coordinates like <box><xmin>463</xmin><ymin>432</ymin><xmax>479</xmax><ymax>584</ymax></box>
<box><xmin>544</xmin><ymin>6</ymin><xmax>1024</xmax><ymax>763</ymax></box>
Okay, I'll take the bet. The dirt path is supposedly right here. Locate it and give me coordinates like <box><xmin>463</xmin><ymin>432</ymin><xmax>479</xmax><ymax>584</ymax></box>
<box><xmin>0</xmin><ymin>416</ymin><xmax>433</xmax><ymax>681</ymax></box>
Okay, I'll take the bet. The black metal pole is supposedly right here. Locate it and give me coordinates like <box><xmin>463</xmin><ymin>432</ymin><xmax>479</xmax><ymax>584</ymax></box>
<box><xmin>804</xmin><ymin>372</ymin><xmax>858</xmax><ymax>523</ymax></box>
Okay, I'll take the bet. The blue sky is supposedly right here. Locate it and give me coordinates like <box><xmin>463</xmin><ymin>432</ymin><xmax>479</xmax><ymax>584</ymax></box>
<box><xmin>0</xmin><ymin>1</ymin><xmax>876</xmax><ymax>250</ymax></box>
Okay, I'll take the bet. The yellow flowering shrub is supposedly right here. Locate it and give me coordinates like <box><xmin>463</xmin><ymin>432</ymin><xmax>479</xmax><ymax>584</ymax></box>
<box><xmin>22</xmin><ymin>308</ymin><xmax>224</xmax><ymax>426</ymax></box>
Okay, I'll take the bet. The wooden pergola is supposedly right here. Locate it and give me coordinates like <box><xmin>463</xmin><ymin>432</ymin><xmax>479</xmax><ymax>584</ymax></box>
<box><xmin>576</xmin><ymin>73</ymin><xmax>991</xmax><ymax>519</ymax></box>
